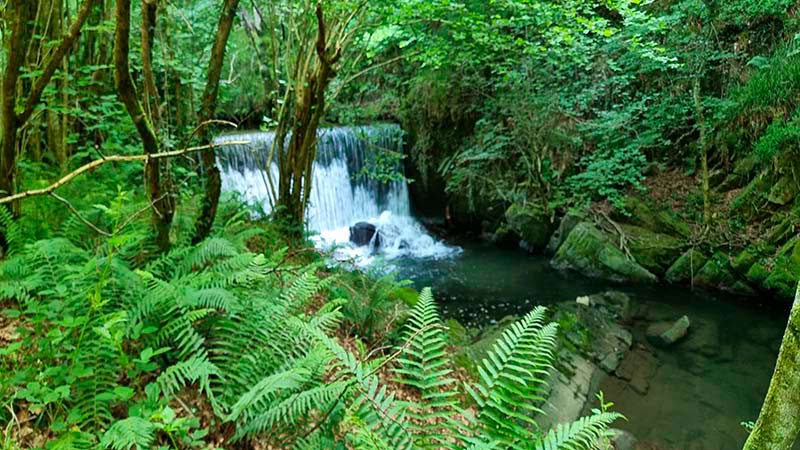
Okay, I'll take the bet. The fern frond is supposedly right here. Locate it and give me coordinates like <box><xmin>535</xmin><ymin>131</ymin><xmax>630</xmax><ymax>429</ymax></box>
<box><xmin>534</xmin><ymin>411</ymin><xmax>623</xmax><ymax>450</ymax></box>
<box><xmin>157</xmin><ymin>354</ymin><xmax>219</xmax><ymax>400</ymax></box>
<box><xmin>465</xmin><ymin>306</ymin><xmax>558</xmax><ymax>448</ymax></box>
<box><xmin>226</xmin><ymin>367</ymin><xmax>310</xmax><ymax>423</ymax></box>
<box><xmin>100</xmin><ymin>417</ymin><xmax>157</xmax><ymax>450</ymax></box>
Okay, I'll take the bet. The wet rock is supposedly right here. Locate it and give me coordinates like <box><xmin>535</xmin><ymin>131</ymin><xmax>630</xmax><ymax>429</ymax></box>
<box><xmin>621</xmin><ymin>224</ymin><xmax>684</xmax><ymax>275</ymax></box>
<box><xmin>349</xmin><ymin>222</ymin><xmax>380</xmax><ymax>247</ymax></box>
<box><xmin>613</xmin><ymin>196</ymin><xmax>691</xmax><ymax>238</ymax></box>
<box><xmin>615</xmin><ymin>347</ymin><xmax>658</xmax><ymax>395</ymax></box>
<box><xmin>763</xmin><ymin>237</ymin><xmax>800</xmax><ymax>299</ymax></box>
<box><xmin>505</xmin><ymin>202</ymin><xmax>555</xmax><ymax>252</ymax></box>
<box><xmin>607</xmin><ymin>428</ymin><xmax>639</xmax><ymax>450</ymax></box>
<box><xmin>545</xmin><ymin>212</ymin><xmax>583</xmax><ymax>255</ymax></box>
<box><xmin>731</xmin><ymin>248</ymin><xmax>760</xmax><ymax>275</ymax></box>
<box><xmin>540</xmin><ymin>352</ymin><xmax>599</xmax><ymax>428</ymax></box>
<box><xmin>647</xmin><ymin>316</ymin><xmax>691</xmax><ymax>347</ymax></box>
<box><xmin>693</xmin><ymin>255</ymin><xmax>737</xmax><ymax>290</ymax></box>
<box><xmin>665</xmin><ymin>249</ymin><xmax>708</xmax><ymax>284</ymax></box>
<box><xmin>746</xmin><ymin>262</ymin><xmax>770</xmax><ymax>286</ymax></box>
<box><xmin>552</xmin><ymin>222</ymin><xmax>657</xmax><ymax>283</ymax></box>
<box><xmin>682</xmin><ymin>319</ymin><xmax>720</xmax><ymax>358</ymax></box>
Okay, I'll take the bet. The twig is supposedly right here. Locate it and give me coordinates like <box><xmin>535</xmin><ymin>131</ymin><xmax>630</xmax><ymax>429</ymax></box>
<box><xmin>0</xmin><ymin>140</ymin><xmax>249</xmax><ymax>205</ymax></box>
<box><xmin>49</xmin><ymin>192</ymin><xmax>112</xmax><ymax>237</ymax></box>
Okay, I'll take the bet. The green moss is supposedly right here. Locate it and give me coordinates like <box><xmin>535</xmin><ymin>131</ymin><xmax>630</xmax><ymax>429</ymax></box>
<box><xmin>746</xmin><ymin>262</ymin><xmax>771</xmax><ymax>285</ymax></box>
<box><xmin>445</xmin><ymin>318</ymin><xmax>471</xmax><ymax>347</ymax></box>
<box><xmin>764</xmin><ymin>238</ymin><xmax>800</xmax><ymax>299</ymax></box>
<box><xmin>665</xmin><ymin>249</ymin><xmax>709</xmax><ymax>284</ymax></box>
<box><xmin>553</xmin><ymin>222</ymin><xmax>657</xmax><ymax>283</ymax></box>
<box><xmin>694</xmin><ymin>253</ymin><xmax>738</xmax><ymax>289</ymax></box>
<box><xmin>732</xmin><ymin>248</ymin><xmax>761</xmax><ymax>274</ymax></box>
<box><xmin>504</xmin><ymin>202</ymin><xmax>554</xmax><ymax>251</ymax></box>
<box><xmin>618</xmin><ymin>196</ymin><xmax>691</xmax><ymax>238</ymax></box>
<box><xmin>620</xmin><ymin>224</ymin><xmax>684</xmax><ymax>275</ymax></box>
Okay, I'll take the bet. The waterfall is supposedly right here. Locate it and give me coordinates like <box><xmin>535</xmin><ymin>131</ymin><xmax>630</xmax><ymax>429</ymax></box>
<box><xmin>215</xmin><ymin>124</ymin><xmax>460</xmax><ymax>265</ymax></box>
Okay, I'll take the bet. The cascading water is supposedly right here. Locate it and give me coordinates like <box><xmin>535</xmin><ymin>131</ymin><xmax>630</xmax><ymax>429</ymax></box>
<box><xmin>215</xmin><ymin>124</ymin><xmax>460</xmax><ymax>265</ymax></box>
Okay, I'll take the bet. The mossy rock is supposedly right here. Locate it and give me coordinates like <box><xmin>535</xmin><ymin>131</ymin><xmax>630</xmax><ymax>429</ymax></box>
<box><xmin>552</xmin><ymin>222</ymin><xmax>657</xmax><ymax>283</ymax></box>
<box><xmin>545</xmin><ymin>211</ymin><xmax>584</xmax><ymax>256</ymax></box>
<box><xmin>764</xmin><ymin>238</ymin><xmax>800</xmax><ymax>299</ymax></box>
<box><xmin>505</xmin><ymin>202</ymin><xmax>555</xmax><ymax>252</ymax></box>
<box><xmin>621</xmin><ymin>224</ymin><xmax>684</xmax><ymax>275</ymax></box>
<box><xmin>746</xmin><ymin>262</ymin><xmax>771</xmax><ymax>286</ymax></box>
<box><xmin>453</xmin><ymin>315</ymin><xmax>518</xmax><ymax>377</ymax></box>
<box><xmin>717</xmin><ymin>156</ymin><xmax>759</xmax><ymax>191</ymax></box>
<box><xmin>694</xmin><ymin>254</ymin><xmax>738</xmax><ymax>289</ymax></box>
<box><xmin>615</xmin><ymin>197</ymin><xmax>691</xmax><ymax>238</ymax></box>
<box><xmin>767</xmin><ymin>176</ymin><xmax>799</xmax><ymax>206</ymax></box>
<box><xmin>731</xmin><ymin>175</ymin><xmax>773</xmax><ymax>221</ymax></box>
<box><xmin>665</xmin><ymin>249</ymin><xmax>708</xmax><ymax>284</ymax></box>
<box><xmin>732</xmin><ymin>248</ymin><xmax>761</xmax><ymax>275</ymax></box>
<box><xmin>445</xmin><ymin>318</ymin><xmax>471</xmax><ymax>347</ymax></box>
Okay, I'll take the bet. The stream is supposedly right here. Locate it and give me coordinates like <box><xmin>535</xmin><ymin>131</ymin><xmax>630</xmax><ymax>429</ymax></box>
<box><xmin>217</xmin><ymin>125</ymin><xmax>796</xmax><ymax>450</ymax></box>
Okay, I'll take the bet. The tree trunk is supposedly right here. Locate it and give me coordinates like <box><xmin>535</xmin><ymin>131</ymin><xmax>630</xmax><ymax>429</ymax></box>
<box><xmin>192</xmin><ymin>0</ymin><xmax>241</xmax><ymax>245</ymax></box>
<box><xmin>114</xmin><ymin>0</ymin><xmax>173</xmax><ymax>251</ymax></box>
<box><xmin>744</xmin><ymin>285</ymin><xmax>800</xmax><ymax>450</ymax></box>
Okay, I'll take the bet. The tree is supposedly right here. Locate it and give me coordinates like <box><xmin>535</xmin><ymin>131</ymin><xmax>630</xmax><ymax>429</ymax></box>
<box><xmin>0</xmin><ymin>0</ymin><xmax>96</xmax><ymax>247</ymax></box>
<box><xmin>114</xmin><ymin>0</ymin><xmax>174</xmax><ymax>251</ymax></box>
<box><xmin>744</xmin><ymin>284</ymin><xmax>800</xmax><ymax>450</ymax></box>
<box><xmin>192</xmin><ymin>0</ymin><xmax>242</xmax><ymax>245</ymax></box>
<box><xmin>245</xmin><ymin>0</ymin><xmax>369</xmax><ymax>231</ymax></box>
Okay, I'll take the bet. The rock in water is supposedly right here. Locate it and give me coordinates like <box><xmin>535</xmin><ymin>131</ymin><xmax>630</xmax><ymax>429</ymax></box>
<box><xmin>607</xmin><ymin>429</ymin><xmax>639</xmax><ymax>450</ymax></box>
<box><xmin>349</xmin><ymin>222</ymin><xmax>380</xmax><ymax>247</ymax></box>
<box><xmin>647</xmin><ymin>315</ymin><xmax>691</xmax><ymax>347</ymax></box>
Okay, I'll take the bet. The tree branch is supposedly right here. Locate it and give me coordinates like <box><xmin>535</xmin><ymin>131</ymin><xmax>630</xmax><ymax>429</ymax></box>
<box><xmin>0</xmin><ymin>141</ymin><xmax>248</xmax><ymax>205</ymax></box>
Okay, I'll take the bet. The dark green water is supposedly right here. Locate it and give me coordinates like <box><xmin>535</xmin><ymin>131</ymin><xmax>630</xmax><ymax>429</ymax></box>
<box><xmin>391</xmin><ymin>240</ymin><xmax>795</xmax><ymax>450</ymax></box>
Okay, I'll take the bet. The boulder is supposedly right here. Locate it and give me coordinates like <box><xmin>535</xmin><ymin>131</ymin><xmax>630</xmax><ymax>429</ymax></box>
<box><xmin>731</xmin><ymin>248</ymin><xmax>760</xmax><ymax>274</ymax></box>
<box><xmin>552</xmin><ymin>222</ymin><xmax>657</xmax><ymax>283</ymax></box>
<box><xmin>505</xmin><ymin>202</ymin><xmax>555</xmax><ymax>252</ymax></box>
<box><xmin>545</xmin><ymin>212</ymin><xmax>583</xmax><ymax>255</ymax></box>
<box><xmin>615</xmin><ymin>348</ymin><xmax>658</xmax><ymax>395</ymax></box>
<box><xmin>607</xmin><ymin>429</ymin><xmax>639</xmax><ymax>450</ymax></box>
<box><xmin>613</xmin><ymin>196</ymin><xmax>691</xmax><ymax>238</ymax></box>
<box><xmin>621</xmin><ymin>224</ymin><xmax>684</xmax><ymax>275</ymax></box>
<box><xmin>763</xmin><ymin>237</ymin><xmax>800</xmax><ymax>299</ymax></box>
<box><xmin>349</xmin><ymin>222</ymin><xmax>380</xmax><ymax>247</ymax></box>
<box><xmin>665</xmin><ymin>249</ymin><xmax>708</xmax><ymax>284</ymax></box>
<box><xmin>693</xmin><ymin>255</ymin><xmax>737</xmax><ymax>290</ymax></box>
<box><xmin>746</xmin><ymin>262</ymin><xmax>770</xmax><ymax>286</ymax></box>
<box><xmin>646</xmin><ymin>315</ymin><xmax>690</xmax><ymax>347</ymax></box>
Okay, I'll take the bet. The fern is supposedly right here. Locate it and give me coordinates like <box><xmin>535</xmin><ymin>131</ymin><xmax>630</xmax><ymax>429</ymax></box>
<box><xmin>534</xmin><ymin>412</ymin><xmax>623</xmax><ymax>450</ymax></box>
<box><xmin>100</xmin><ymin>417</ymin><xmax>157</xmax><ymax>450</ymax></box>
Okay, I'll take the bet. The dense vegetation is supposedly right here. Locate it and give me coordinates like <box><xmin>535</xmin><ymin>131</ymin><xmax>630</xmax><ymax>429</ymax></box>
<box><xmin>1</xmin><ymin>0</ymin><xmax>799</xmax><ymax>449</ymax></box>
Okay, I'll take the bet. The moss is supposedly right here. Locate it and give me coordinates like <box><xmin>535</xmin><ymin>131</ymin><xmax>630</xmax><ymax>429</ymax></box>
<box><xmin>445</xmin><ymin>318</ymin><xmax>470</xmax><ymax>347</ymax></box>
<box><xmin>504</xmin><ymin>202</ymin><xmax>554</xmax><ymax>251</ymax></box>
<box><xmin>732</xmin><ymin>248</ymin><xmax>761</xmax><ymax>274</ymax></box>
<box><xmin>764</xmin><ymin>238</ymin><xmax>800</xmax><ymax>299</ymax></box>
<box><xmin>746</xmin><ymin>262</ymin><xmax>771</xmax><ymax>285</ymax></box>
<box><xmin>617</xmin><ymin>196</ymin><xmax>691</xmax><ymax>238</ymax></box>
<box><xmin>694</xmin><ymin>253</ymin><xmax>738</xmax><ymax>289</ymax></box>
<box><xmin>553</xmin><ymin>222</ymin><xmax>657</xmax><ymax>283</ymax></box>
<box><xmin>620</xmin><ymin>224</ymin><xmax>684</xmax><ymax>275</ymax></box>
<box><xmin>665</xmin><ymin>249</ymin><xmax>709</xmax><ymax>284</ymax></box>
<box><xmin>767</xmin><ymin>176</ymin><xmax>799</xmax><ymax>206</ymax></box>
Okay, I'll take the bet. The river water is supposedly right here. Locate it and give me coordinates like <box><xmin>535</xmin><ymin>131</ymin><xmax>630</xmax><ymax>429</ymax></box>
<box><xmin>217</xmin><ymin>125</ymin><xmax>795</xmax><ymax>450</ymax></box>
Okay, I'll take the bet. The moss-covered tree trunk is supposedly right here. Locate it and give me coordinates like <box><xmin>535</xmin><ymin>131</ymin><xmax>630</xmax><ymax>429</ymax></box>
<box><xmin>114</xmin><ymin>0</ymin><xmax>174</xmax><ymax>251</ymax></box>
<box><xmin>744</xmin><ymin>285</ymin><xmax>800</xmax><ymax>450</ymax></box>
<box><xmin>192</xmin><ymin>0</ymin><xmax>241</xmax><ymax>245</ymax></box>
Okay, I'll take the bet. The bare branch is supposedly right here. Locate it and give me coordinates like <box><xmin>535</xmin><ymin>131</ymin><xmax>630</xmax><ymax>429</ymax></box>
<box><xmin>0</xmin><ymin>141</ymin><xmax>248</xmax><ymax>205</ymax></box>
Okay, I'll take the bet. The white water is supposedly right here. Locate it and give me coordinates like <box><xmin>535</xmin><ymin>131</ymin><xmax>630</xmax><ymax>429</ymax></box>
<box><xmin>215</xmin><ymin>125</ymin><xmax>460</xmax><ymax>265</ymax></box>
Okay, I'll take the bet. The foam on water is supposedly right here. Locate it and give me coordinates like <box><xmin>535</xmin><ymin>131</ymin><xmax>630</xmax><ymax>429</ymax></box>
<box><xmin>215</xmin><ymin>125</ymin><xmax>460</xmax><ymax>265</ymax></box>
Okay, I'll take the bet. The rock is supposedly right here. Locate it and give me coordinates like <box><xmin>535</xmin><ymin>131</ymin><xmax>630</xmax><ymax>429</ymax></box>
<box><xmin>717</xmin><ymin>156</ymin><xmax>758</xmax><ymax>191</ymax></box>
<box><xmin>682</xmin><ymin>319</ymin><xmax>720</xmax><ymax>357</ymax></box>
<box><xmin>613</xmin><ymin>196</ymin><xmax>691</xmax><ymax>238</ymax></box>
<box><xmin>763</xmin><ymin>237</ymin><xmax>800</xmax><ymax>299</ymax></box>
<box><xmin>615</xmin><ymin>348</ymin><xmax>659</xmax><ymax>395</ymax></box>
<box><xmin>746</xmin><ymin>262</ymin><xmax>770</xmax><ymax>286</ymax></box>
<box><xmin>576</xmin><ymin>296</ymin><xmax>591</xmax><ymax>306</ymax></box>
<box><xmin>552</xmin><ymin>222</ymin><xmax>657</xmax><ymax>283</ymax></box>
<box><xmin>767</xmin><ymin>176</ymin><xmax>799</xmax><ymax>206</ymax></box>
<box><xmin>732</xmin><ymin>248</ymin><xmax>760</xmax><ymax>274</ymax></box>
<box><xmin>540</xmin><ymin>352</ymin><xmax>600</xmax><ymax>428</ymax></box>
<box><xmin>693</xmin><ymin>255</ymin><xmax>738</xmax><ymax>290</ymax></box>
<box><xmin>647</xmin><ymin>315</ymin><xmax>691</xmax><ymax>347</ymax></box>
<box><xmin>621</xmin><ymin>224</ymin><xmax>684</xmax><ymax>275</ymax></box>
<box><xmin>665</xmin><ymin>249</ymin><xmax>708</xmax><ymax>284</ymax></box>
<box><xmin>730</xmin><ymin>280</ymin><xmax>757</xmax><ymax>296</ymax></box>
<box><xmin>608</xmin><ymin>429</ymin><xmax>639</xmax><ymax>450</ymax></box>
<box><xmin>504</xmin><ymin>202</ymin><xmax>554</xmax><ymax>252</ymax></box>
<box><xmin>545</xmin><ymin>212</ymin><xmax>583</xmax><ymax>255</ymax></box>
<box><xmin>349</xmin><ymin>222</ymin><xmax>380</xmax><ymax>247</ymax></box>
